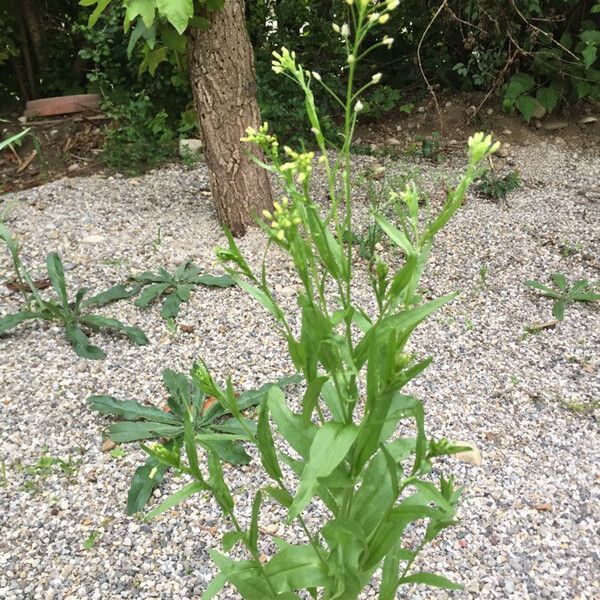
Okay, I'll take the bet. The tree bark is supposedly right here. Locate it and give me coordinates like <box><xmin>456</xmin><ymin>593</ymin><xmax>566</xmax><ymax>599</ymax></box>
<box><xmin>187</xmin><ymin>0</ymin><xmax>273</xmax><ymax>237</ymax></box>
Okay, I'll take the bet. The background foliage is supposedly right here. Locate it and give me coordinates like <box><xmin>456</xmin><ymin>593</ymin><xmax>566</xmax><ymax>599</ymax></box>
<box><xmin>1</xmin><ymin>1</ymin><xmax>598</xmax><ymax>146</ymax></box>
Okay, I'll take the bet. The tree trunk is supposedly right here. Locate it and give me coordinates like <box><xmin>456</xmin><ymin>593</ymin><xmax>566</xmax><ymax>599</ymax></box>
<box><xmin>187</xmin><ymin>0</ymin><xmax>273</xmax><ymax>237</ymax></box>
<box><xmin>21</xmin><ymin>0</ymin><xmax>45</xmax><ymax>73</ymax></box>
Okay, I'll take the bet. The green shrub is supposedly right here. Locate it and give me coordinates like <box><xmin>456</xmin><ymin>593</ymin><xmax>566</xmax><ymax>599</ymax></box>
<box><xmin>101</xmin><ymin>94</ymin><xmax>177</xmax><ymax>173</ymax></box>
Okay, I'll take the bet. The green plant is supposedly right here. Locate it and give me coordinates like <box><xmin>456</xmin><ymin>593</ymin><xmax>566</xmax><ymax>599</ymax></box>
<box><xmin>0</xmin><ymin>223</ymin><xmax>147</xmax><ymax>359</ymax></box>
<box><xmin>83</xmin><ymin>530</ymin><xmax>101</xmax><ymax>550</ymax></box>
<box><xmin>101</xmin><ymin>93</ymin><xmax>177</xmax><ymax>174</ymax></box>
<box><xmin>89</xmin><ymin>369</ymin><xmax>300</xmax><ymax>514</ymax></box>
<box><xmin>130</xmin><ymin>261</ymin><xmax>235</xmax><ymax>320</ymax></box>
<box><xmin>0</xmin><ymin>128</ymin><xmax>31</xmax><ymax>151</ymax></box>
<box><xmin>20</xmin><ymin>449</ymin><xmax>82</xmax><ymax>493</ymax></box>
<box><xmin>415</xmin><ymin>131</ymin><xmax>442</xmax><ymax>161</ymax></box>
<box><xmin>96</xmin><ymin>3</ymin><xmax>501</xmax><ymax>598</ymax></box>
<box><xmin>525</xmin><ymin>274</ymin><xmax>600</xmax><ymax>320</ymax></box>
<box><xmin>476</xmin><ymin>169</ymin><xmax>521</xmax><ymax>199</ymax></box>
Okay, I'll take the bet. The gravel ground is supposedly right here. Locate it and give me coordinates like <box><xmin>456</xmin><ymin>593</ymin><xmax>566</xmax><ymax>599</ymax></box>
<box><xmin>0</xmin><ymin>138</ymin><xmax>599</xmax><ymax>600</ymax></box>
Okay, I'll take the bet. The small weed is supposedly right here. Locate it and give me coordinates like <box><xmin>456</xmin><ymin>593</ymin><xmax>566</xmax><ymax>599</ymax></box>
<box><xmin>101</xmin><ymin>257</ymin><xmax>131</xmax><ymax>269</ymax></box>
<box><xmin>20</xmin><ymin>450</ymin><xmax>83</xmax><ymax>493</ymax></box>
<box><xmin>415</xmin><ymin>131</ymin><xmax>443</xmax><ymax>161</ymax></box>
<box><xmin>476</xmin><ymin>169</ymin><xmax>521</xmax><ymax>199</ymax></box>
<box><xmin>0</xmin><ymin>223</ymin><xmax>148</xmax><ymax>360</ymax></box>
<box><xmin>129</xmin><ymin>260</ymin><xmax>235</xmax><ymax>321</ymax></box>
<box><xmin>510</xmin><ymin>375</ymin><xmax>520</xmax><ymax>386</ymax></box>
<box><xmin>559</xmin><ymin>398</ymin><xmax>600</xmax><ymax>415</ymax></box>
<box><xmin>110</xmin><ymin>447</ymin><xmax>126</xmax><ymax>459</ymax></box>
<box><xmin>83</xmin><ymin>530</ymin><xmax>101</xmax><ymax>550</ymax></box>
<box><xmin>559</xmin><ymin>240</ymin><xmax>583</xmax><ymax>258</ymax></box>
<box><xmin>525</xmin><ymin>274</ymin><xmax>600</xmax><ymax>320</ymax></box>
<box><xmin>152</xmin><ymin>225</ymin><xmax>162</xmax><ymax>253</ymax></box>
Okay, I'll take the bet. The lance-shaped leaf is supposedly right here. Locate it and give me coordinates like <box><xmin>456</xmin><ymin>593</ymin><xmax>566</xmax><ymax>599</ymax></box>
<box><xmin>264</xmin><ymin>544</ymin><xmax>328</xmax><ymax>594</ymax></box>
<box><xmin>288</xmin><ymin>422</ymin><xmax>358</xmax><ymax>520</ymax></box>
<box><xmin>126</xmin><ymin>457</ymin><xmax>168</xmax><ymax>515</ymax></box>
<box><xmin>64</xmin><ymin>323</ymin><xmax>106</xmax><ymax>360</ymax></box>
<box><xmin>46</xmin><ymin>252</ymin><xmax>69</xmax><ymax>310</ymax></box>
<box><xmin>83</xmin><ymin>284</ymin><xmax>137</xmax><ymax>308</ymax></box>
<box><xmin>0</xmin><ymin>311</ymin><xmax>46</xmax><ymax>334</ymax></box>
<box><xmin>87</xmin><ymin>395</ymin><xmax>180</xmax><ymax>425</ymax></box>
<box><xmin>80</xmin><ymin>314</ymin><xmax>149</xmax><ymax>346</ymax></box>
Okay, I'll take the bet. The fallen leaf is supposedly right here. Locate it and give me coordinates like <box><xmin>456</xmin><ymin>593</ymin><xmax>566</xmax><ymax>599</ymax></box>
<box><xmin>5</xmin><ymin>278</ymin><xmax>51</xmax><ymax>292</ymax></box>
<box><xmin>533</xmin><ymin>503</ymin><xmax>553</xmax><ymax>512</ymax></box>
<box><xmin>180</xmin><ymin>324</ymin><xmax>195</xmax><ymax>333</ymax></box>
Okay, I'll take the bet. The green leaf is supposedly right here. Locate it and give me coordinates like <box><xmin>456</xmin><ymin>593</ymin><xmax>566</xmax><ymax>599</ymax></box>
<box><xmin>107</xmin><ymin>421</ymin><xmax>183</xmax><ymax>442</ymax></box>
<box><xmin>0</xmin><ymin>311</ymin><xmax>45</xmax><ymax>334</ymax></box>
<box><xmin>175</xmin><ymin>283</ymin><xmax>194</xmax><ymax>301</ymax></box>
<box><xmin>83</xmin><ymin>284</ymin><xmax>136</xmax><ymax>307</ymax></box>
<box><xmin>160</xmin><ymin>23</ymin><xmax>187</xmax><ymax>53</ymax></box>
<box><xmin>264</xmin><ymin>545</ymin><xmax>328</xmax><ymax>594</ymax></box>
<box><xmin>249</xmin><ymin>490</ymin><xmax>261</xmax><ymax>553</ymax></box>
<box><xmin>398</xmin><ymin>572</ymin><xmax>462</xmax><ymax>590</ymax></box>
<box><xmin>374</xmin><ymin>213</ymin><xmax>415</xmax><ymax>255</ymax></box>
<box><xmin>234</xmin><ymin>277</ymin><xmax>284</xmax><ymax>323</ymax></box>
<box><xmin>161</xmin><ymin>292</ymin><xmax>182</xmax><ymax>319</ymax></box>
<box><xmin>84</xmin><ymin>0</ymin><xmax>112</xmax><ymax>28</ymax></box>
<box><xmin>145</xmin><ymin>480</ymin><xmax>205</xmax><ymax>520</ymax></box>
<box><xmin>127</xmin><ymin>457</ymin><xmax>168</xmax><ymax>514</ymax></box>
<box><xmin>268</xmin><ymin>387</ymin><xmax>317</xmax><ymax>458</ymax></box>
<box><xmin>46</xmin><ymin>252</ymin><xmax>69</xmax><ymax>309</ymax></box>
<box><xmin>156</xmin><ymin>0</ymin><xmax>194</xmax><ymax>34</ymax></box>
<box><xmin>516</xmin><ymin>95</ymin><xmax>537</xmax><ymax>122</ymax></box>
<box><xmin>524</xmin><ymin>280</ymin><xmax>560</xmax><ymax>298</ymax></box>
<box><xmin>222</xmin><ymin>531</ymin><xmax>246</xmax><ymax>552</ymax></box>
<box><xmin>135</xmin><ymin>282</ymin><xmax>171</xmax><ymax>307</ymax></box>
<box><xmin>125</xmin><ymin>0</ymin><xmax>156</xmax><ymax>29</ymax></box>
<box><xmin>289</xmin><ymin>422</ymin><xmax>358</xmax><ymax>520</ymax></box>
<box><xmin>194</xmin><ymin>274</ymin><xmax>236</xmax><ymax>287</ymax></box>
<box><xmin>552</xmin><ymin>300</ymin><xmax>565</xmax><ymax>321</ymax></box>
<box><xmin>264</xmin><ymin>486</ymin><xmax>293</xmax><ymax>508</ymax></box>
<box><xmin>207</xmin><ymin>452</ymin><xmax>234</xmax><ymax>514</ymax></box>
<box><xmin>257</xmin><ymin>390</ymin><xmax>283</xmax><ymax>480</ymax></box>
<box><xmin>364</xmin><ymin>503</ymin><xmax>437</xmax><ymax>569</ymax></box>
<box><xmin>64</xmin><ymin>323</ymin><xmax>106</xmax><ymax>360</ymax></box>
<box><xmin>87</xmin><ymin>395</ymin><xmax>179</xmax><ymax>424</ymax></box>
<box><xmin>301</xmin><ymin>376</ymin><xmax>327</xmax><ymax>426</ymax></box>
<box><xmin>79</xmin><ymin>315</ymin><xmax>149</xmax><ymax>346</ymax></box>
<box><xmin>536</xmin><ymin>87</ymin><xmax>558</xmax><ymax>112</ymax></box>
<box><xmin>354</xmin><ymin>294</ymin><xmax>455</xmax><ymax>369</ymax></box>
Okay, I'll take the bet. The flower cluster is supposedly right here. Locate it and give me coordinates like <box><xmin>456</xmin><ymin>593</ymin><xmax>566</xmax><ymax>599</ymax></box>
<box><xmin>280</xmin><ymin>146</ymin><xmax>315</xmax><ymax>184</ymax></box>
<box><xmin>262</xmin><ymin>198</ymin><xmax>302</xmax><ymax>243</ymax></box>
<box><xmin>241</xmin><ymin>122</ymin><xmax>278</xmax><ymax>155</ymax></box>
<box><xmin>271</xmin><ymin>47</ymin><xmax>299</xmax><ymax>75</ymax></box>
<box><xmin>468</xmin><ymin>132</ymin><xmax>500</xmax><ymax>164</ymax></box>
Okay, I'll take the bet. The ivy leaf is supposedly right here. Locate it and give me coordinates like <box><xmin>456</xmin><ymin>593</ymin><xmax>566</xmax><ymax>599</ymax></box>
<box><xmin>156</xmin><ymin>0</ymin><xmax>194</xmax><ymax>35</ymax></box>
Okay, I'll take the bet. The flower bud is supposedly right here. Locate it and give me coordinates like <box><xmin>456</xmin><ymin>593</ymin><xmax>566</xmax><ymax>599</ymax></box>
<box><xmin>341</xmin><ymin>23</ymin><xmax>349</xmax><ymax>38</ymax></box>
<box><xmin>379</xmin><ymin>14</ymin><xmax>390</xmax><ymax>24</ymax></box>
<box><xmin>355</xmin><ymin>100</ymin><xmax>364</xmax><ymax>112</ymax></box>
<box><xmin>312</xmin><ymin>71</ymin><xmax>322</xmax><ymax>81</ymax></box>
<box><xmin>347</xmin><ymin>54</ymin><xmax>356</xmax><ymax>64</ymax></box>
<box><xmin>332</xmin><ymin>23</ymin><xmax>341</xmax><ymax>33</ymax></box>
<box><xmin>372</xmin><ymin>72</ymin><xmax>382</xmax><ymax>83</ymax></box>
